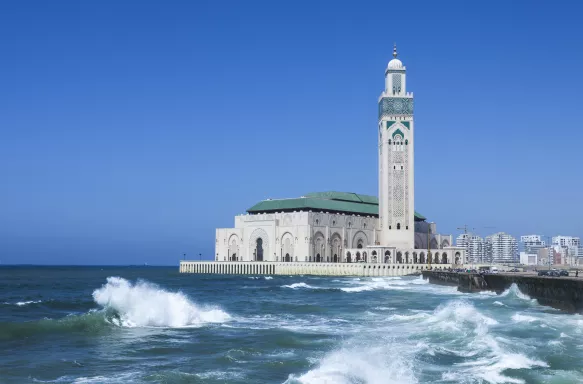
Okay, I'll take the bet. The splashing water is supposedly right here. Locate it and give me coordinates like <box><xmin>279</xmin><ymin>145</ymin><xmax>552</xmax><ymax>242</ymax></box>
<box><xmin>92</xmin><ymin>277</ymin><xmax>231</xmax><ymax>327</ymax></box>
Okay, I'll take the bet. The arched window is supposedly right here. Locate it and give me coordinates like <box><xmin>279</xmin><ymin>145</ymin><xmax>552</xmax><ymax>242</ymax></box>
<box><xmin>256</xmin><ymin>238</ymin><xmax>264</xmax><ymax>261</ymax></box>
<box><xmin>397</xmin><ymin>223</ymin><xmax>401</xmax><ymax>230</ymax></box>
<box><xmin>384</xmin><ymin>250</ymin><xmax>391</xmax><ymax>263</ymax></box>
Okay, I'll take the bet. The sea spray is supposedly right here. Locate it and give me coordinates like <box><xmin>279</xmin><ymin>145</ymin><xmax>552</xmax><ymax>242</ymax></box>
<box><xmin>92</xmin><ymin>277</ymin><xmax>231</xmax><ymax>327</ymax></box>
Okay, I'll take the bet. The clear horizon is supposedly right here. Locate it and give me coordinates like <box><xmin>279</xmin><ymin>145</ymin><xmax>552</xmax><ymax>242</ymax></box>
<box><xmin>1</xmin><ymin>0</ymin><xmax>582</xmax><ymax>265</ymax></box>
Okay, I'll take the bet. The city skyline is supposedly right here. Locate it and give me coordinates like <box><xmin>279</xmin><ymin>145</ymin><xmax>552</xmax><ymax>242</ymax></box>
<box><xmin>1</xmin><ymin>0</ymin><xmax>583</xmax><ymax>265</ymax></box>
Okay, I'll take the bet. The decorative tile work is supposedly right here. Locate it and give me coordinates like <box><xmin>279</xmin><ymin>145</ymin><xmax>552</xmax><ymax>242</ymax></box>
<box><xmin>378</xmin><ymin>97</ymin><xmax>413</xmax><ymax>119</ymax></box>
<box><xmin>392</xmin><ymin>74</ymin><xmax>402</xmax><ymax>94</ymax></box>
<box><xmin>386</xmin><ymin>121</ymin><xmax>396</xmax><ymax>129</ymax></box>
<box><xmin>402</xmin><ymin>121</ymin><xmax>410</xmax><ymax>129</ymax></box>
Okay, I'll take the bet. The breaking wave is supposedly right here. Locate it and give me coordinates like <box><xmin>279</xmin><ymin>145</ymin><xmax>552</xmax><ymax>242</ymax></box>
<box><xmin>93</xmin><ymin>277</ymin><xmax>231</xmax><ymax>327</ymax></box>
<box><xmin>286</xmin><ymin>299</ymin><xmax>548</xmax><ymax>384</ymax></box>
<box><xmin>0</xmin><ymin>277</ymin><xmax>232</xmax><ymax>340</ymax></box>
<box><xmin>499</xmin><ymin>284</ymin><xmax>535</xmax><ymax>302</ymax></box>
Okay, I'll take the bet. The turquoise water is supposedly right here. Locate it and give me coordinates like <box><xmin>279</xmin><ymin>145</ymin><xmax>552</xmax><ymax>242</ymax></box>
<box><xmin>0</xmin><ymin>266</ymin><xmax>582</xmax><ymax>383</ymax></box>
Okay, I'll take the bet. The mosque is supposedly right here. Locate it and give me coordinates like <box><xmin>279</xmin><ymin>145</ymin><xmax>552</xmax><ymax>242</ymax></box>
<box><xmin>212</xmin><ymin>46</ymin><xmax>466</xmax><ymax>268</ymax></box>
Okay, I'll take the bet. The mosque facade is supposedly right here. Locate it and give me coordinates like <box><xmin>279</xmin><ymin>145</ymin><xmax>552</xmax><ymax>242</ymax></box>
<box><xmin>214</xmin><ymin>47</ymin><xmax>465</xmax><ymax>267</ymax></box>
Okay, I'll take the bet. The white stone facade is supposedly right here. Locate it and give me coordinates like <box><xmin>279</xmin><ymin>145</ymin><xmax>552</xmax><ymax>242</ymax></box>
<box><xmin>216</xmin><ymin>211</ymin><xmax>464</xmax><ymax>265</ymax></box>
<box><xmin>216</xmin><ymin>211</ymin><xmax>376</xmax><ymax>263</ymax></box>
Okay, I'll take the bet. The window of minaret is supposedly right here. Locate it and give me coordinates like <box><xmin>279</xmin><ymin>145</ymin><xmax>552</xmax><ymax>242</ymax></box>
<box><xmin>392</xmin><ymin>74</ymin><xmax>402</xmax><ymax>95</ymax></box>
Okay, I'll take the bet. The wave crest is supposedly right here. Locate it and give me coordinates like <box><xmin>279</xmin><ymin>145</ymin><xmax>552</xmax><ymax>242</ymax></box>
<box><xmin>92</xmin><ymin>277</ymin><xmax>230</xmax><ymax>327</ymax></box>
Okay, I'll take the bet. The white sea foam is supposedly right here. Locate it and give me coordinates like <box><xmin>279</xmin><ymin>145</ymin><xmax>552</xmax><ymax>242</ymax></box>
<box><xmin>264</xmin><ymin>276</ymin><xmax>273</xmax><ymax>280</ymax></box>
<box><xmin>493</xmin><ymin>301</ymin><xmax>506</xmax><ymax>306</ymax></box>
<box><xmin>511</xmin><ymin>313</ymin><xmax>538</xmax><ymax>323</ymax></box>
<box><xmin>284</xmin><ymin>344</ymin><xmax>418</xmax><ymax>384</ymax></box>
<box><xmin>3</xmin><ymin>300</ymin><xmax>42</xmax><ymax>306</ymax></box>
<box><xmin>92</xmin><ymin>277</ymin><xmax>230</xmax><ymax>328</ymax></box>
<box><xmin>281</xmin><ymin>282</ymin><xmax>317</xmax><ymax>289</ymax></box>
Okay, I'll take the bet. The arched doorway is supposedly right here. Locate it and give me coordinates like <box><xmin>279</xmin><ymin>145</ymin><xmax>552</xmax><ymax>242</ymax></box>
<box><xmin>356</xmin><ymin>252</ymin><xmax>361</xmax><ymax>262</ymax></box>
<box><xmin>434</xmin><ymin>253</ymin><xmax>439</xmax><ymax>264</ymax></box>
<box><xmin>413</xmin><ymin>252</ymin><xmax>418</xmax><ymax>264</ymax></box>
<box><xmin>396</xmin><ymin>252</ymin><xmax>403</xmax><ymax>263</ymax></box>
<box><xmin>405</xmin><ymin>252</ymin><xmax>409</xmax><ymax>264</ymax></box>
<box><xmin>363</xmin><ymin>252</ymin><xmax>367</xmax><ymax>262</ymax></box>
<box><xmin>372</xmin><ymin>251</ymin><xmax>377</xmax><ymax>263</ymax></box>
<box><xmin>256</xmin><ymin>238</ymin><xmax>264</xmax><ymax>261</ymax></box>
<box><xmin>455</xmin><ymin>252</ymin><xmax>461</xmax><ymax>264</ymax></box>
<box><xmin>285</xmin><ymin>253</ymin><xmax>291</xmax><ymax>262</ymax></box>
<box><xmin>333</xmin><ymin>254</ymin><xmax>338</xmax><ymax>262</ymax></box>
<box><xmin>420</xmin><ymin>252</ymin><xmax>425</xmax><ymax>264</ymax></box>
<box><xmin>231</xmin><ymin>253</ymin><xmax>237</xmax><ymax>261</ymax></box>
<box><xmin>384</xmin><ymin>251</ymin><xmax>391</xmax><ymax>263</ymax></box>
<box><xmin>316</xmin><ymin>253</ymin><xmax>321</xmax><ymax>262</ymax></box>
<box><xmin>346</xmin><ymin>252</ymin><xmax>352</xmax><ymax>263</ymax></box>
<box><xmin>442</xmin><ymin>253</ymin><xmax>448</xmax><ymax>264</ymax></box>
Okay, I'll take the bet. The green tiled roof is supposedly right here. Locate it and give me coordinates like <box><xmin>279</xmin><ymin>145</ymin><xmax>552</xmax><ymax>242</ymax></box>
<box><xmin>246</xmin><ymin>191</ymin><xmax>426</xmax><ymax>221</ymax></box>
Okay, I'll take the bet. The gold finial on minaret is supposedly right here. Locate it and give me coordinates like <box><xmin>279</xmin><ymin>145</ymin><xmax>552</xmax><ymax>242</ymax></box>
<box><xmin>393</xmin><ymin>43</ymin><xmax>398</xmax><ymax>58</ymax></box>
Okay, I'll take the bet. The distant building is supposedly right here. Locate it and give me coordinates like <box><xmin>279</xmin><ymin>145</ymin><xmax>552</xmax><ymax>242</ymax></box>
<box><xmin>521</xmin><ymin>235</ymin><xmax>546</xmax><ymax>253</ymax></box>
<box><xmin>552</xmin><ymin>236</ymin><xmax>580</xmax><ymax>248</ymax></box>
<box><xmin>519</xmin><ymin>251</ymin><xmax>537</xmax><ymax>265</ymax></box>
<box><xmin>485</xmin><ymin>232</ymin><xmax>518</xmax><ymax>264</ymax></box>
<box><xmin>456</xmin><ymin>233</ymin><xmax>486</xmax><ymax>264</ymax></box>
<box><xmin>519</xmin><ymin>235</ymin><xmax>545</xmax><ymax>266</ymax></box>
<box><xmin>552</xmin><ymin>236</ymin><xmax>581</xmax><ymax>266</ymax></box>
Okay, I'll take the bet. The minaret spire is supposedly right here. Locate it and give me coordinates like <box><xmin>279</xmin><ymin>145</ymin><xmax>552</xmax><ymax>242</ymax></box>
<box><xmin>393</xmin><ymin>43</ymin><xmax>398</xmax><ymax>58</ymax></box>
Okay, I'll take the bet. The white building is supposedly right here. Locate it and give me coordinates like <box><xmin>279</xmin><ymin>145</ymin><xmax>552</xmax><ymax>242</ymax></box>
<box><xmin>519</xmin><ymin>251</ymin><xmax>538</xmax><ymax>265</ymax></box>
<box><xmin>485</xmin><ymin>232</ymin><xmax>518</xmax><ymax>264</ymax></box>
<box><xmin>519</xmin><ymin>235</ymin><xmax>545</xmax><ymax>266</ymax></box>
<box><xmin>521</xmin><ymin>235</ymin><xmax>546</xmax><ymax>251</ymax></box>
<box><xmin>552</xmin><ymin>236</ymin><xmax>580</xmax><ymax>248</ymax></box>
<box><xmin>552</xmin><ymin>236</ymin><xmax>581</xmax><ymax>266</ymax></box>
<box><xmin>214</xmin><ymin>46</ymin><xmax>465</xmax><ymax>267</ymax></box>
<box><xmin>456</xmin><ymin>233</ymin><xmax>486</xmax><ymax>264</ymax></box>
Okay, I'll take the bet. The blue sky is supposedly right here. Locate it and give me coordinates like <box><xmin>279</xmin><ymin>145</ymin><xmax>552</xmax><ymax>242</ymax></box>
<box><xmin>1</xmin><ymin>0</ymin><xmax>581</xmax><ymax>265</ymax></box>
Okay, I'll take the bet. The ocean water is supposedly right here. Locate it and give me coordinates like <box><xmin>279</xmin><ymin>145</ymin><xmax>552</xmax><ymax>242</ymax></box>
<box><xmin>1</xmin><ymin>267</ymin><xmax>582</xmax><ymax>384</ymax></box>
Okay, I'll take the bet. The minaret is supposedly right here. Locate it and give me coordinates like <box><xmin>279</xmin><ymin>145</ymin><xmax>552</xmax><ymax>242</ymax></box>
<box><xmin>378</xmin><ymin>44</ymin><xmax>415</xmax><ymax>249</ymax></box>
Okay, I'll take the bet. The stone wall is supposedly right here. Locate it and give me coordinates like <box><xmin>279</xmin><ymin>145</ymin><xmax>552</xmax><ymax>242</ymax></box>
<box><xmin>422</xmin><ymin>271</ymin><xmax>583</xmax><ymax>313</ymax></box>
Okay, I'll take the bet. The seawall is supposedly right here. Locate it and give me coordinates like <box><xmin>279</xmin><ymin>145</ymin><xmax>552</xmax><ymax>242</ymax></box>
<box><xmin>422</xmin><ymin>271</ymin><xmax>583</xmax><ymax>313</ymax></box>
<box><xmin>180</xmin><ymin>261</ymin><xmax>453</xmax><ymax>277</ymax></box>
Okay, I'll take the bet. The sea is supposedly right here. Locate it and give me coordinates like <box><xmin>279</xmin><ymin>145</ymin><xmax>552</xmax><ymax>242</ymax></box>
<box><xmin>0</xmin><ymin>266</ymin><xmax>582</xmax><ymax>384</ymax></box>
